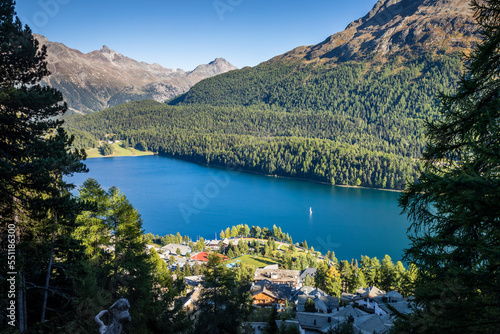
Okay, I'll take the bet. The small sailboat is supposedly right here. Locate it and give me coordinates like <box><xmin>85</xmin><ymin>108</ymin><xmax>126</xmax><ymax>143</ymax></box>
<box><xmin>309</xmin><ymin>207</ymin><xmax>313</xmax><ymax>214</ymax></box>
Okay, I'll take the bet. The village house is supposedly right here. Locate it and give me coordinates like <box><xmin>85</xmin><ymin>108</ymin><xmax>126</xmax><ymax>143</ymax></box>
<box><xmin>300</xmin><ymin>268</ymin><xmax>317</xmax><ymax>283</ymax></box>
<box><xmin>292</xmin><ymin>286</ymin><xmax>340</xmax><ymax>314</ymax></box>
<box><xmin>296</xmin><ymin>306</ymin><xmax>364</xmax><ymax>333</ymax></box>
<box><xmin>184</xmin><ymin>275</ymin><xmax>205</xmax><ymax>290</ymax></box>
<box><xmin>207</xmin><ymin>239</ymin><xmax>221</xmax><ymax>250</ymax></box>
<box><xmin>296</xmin><ymin>304</ymin><xmax>393</xmax><ymax>334</ymax></box>
<box><xmin>250</xmin><ymin>279</ymin><xmax>293</xmax><ymax>312</ymax></box>
<box><xmin>297</xmin><ymin>293</ymin><xmax>339</xmax><ymax>314</ymax></box>
<box><xmin>340</xmin><ymin>287</ymin><xmax>413</xmax><ymax>328</ymax></box>
<box><xmin>182</xmin><ymin>285</ymin><xmax>202</xmax><ymax>318</ymax></box>
<box><xmin>145</xmin><ymin>244</ymin><xmax>161</xmax><ymax>253</ymax></box>
<box><xmin>160</xmin><ymin>243</ymin><xmax>191</xmax><ymax>256</ymax></box>
<box><xmin>254</xmin><ymin>268</ymin><xmax>301</xmax><ymax>287</ymax></box>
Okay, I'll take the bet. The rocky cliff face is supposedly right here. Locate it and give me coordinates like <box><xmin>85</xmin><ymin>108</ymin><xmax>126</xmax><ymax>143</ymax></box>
<box><xmin>273</xmin><ymin>0</ymin><xmax>478</xmax><ymax>63</ymax></box>
<box><xmin>36</xmin><ymin>34</ymin><xmax>237</xmax><ymax>113</ymax></box>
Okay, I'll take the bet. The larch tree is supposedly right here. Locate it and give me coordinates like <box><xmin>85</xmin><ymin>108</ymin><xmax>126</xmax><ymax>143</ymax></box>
<box><xmin>399</xmin><ymin>0</ymin><xmax>500</xmax><ymax>332</ymax></box>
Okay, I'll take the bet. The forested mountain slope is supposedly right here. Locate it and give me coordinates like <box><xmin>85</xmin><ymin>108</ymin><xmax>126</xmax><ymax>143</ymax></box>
<box><xmin>66</xmin><ymin>0</ymin><xmax>478</xmax><ymax>190</ymax></box>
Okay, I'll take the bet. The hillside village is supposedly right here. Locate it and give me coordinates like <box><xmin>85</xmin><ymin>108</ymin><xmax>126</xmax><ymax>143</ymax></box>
<box><xmin>144</xmin><ymin>225</ymin><xmax>414</xmax><ymax>334</ymax></box>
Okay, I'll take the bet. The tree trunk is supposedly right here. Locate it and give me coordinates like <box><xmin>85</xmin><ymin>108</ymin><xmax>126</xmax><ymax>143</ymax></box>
<box><xmin>41</xmin><ymin>226</ymin><xmax>56</xmax><ymax>323</ymax></box>
<box><xmin>14</xmin><ymin>197</ymin><xmax>27</xmax><ymax>332</ymax></box>
<box><xmin>113</xmin><ymin>214</ymin><xmax>119</xmax><ymax>297</ymax></box>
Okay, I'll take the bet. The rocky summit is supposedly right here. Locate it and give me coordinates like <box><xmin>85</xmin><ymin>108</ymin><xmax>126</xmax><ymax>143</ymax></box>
<box><xmin>35</xmin><ymin>34</ymin><xmax>237</xmax><ymax>114</ymax></box>
<box><xmin>272</xmin><ymin>0</ymin><xmax>478</xmax><ymax>63</ymax></box>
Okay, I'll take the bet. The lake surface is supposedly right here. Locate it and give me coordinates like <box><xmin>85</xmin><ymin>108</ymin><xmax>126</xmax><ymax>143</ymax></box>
<box><xmin>67</xmin><ymin>155</ymin><xmax>410</xmax><ymax>262</ymax></box>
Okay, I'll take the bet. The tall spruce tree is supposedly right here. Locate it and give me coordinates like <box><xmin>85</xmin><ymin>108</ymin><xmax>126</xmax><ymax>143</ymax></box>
<box><xmin>0</xmin><ymin>0</ymin><xmax>86</xmax><ymax>331</ymax></box>
<box><xmin>399</xmin><ymin>0</ymin><xmax>500</xmax><ymax>332</ymax></box>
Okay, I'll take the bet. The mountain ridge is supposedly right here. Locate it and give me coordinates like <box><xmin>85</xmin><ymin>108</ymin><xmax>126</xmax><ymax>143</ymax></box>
<box><xmin>269</xmin><ymin>0</ymin><xmax>477</xmax><ymax>64</ymax></box>
<box><xmin>35</xmin><ymin>34</ymin><xmax>237</xmax><ymax>114</ymax></box>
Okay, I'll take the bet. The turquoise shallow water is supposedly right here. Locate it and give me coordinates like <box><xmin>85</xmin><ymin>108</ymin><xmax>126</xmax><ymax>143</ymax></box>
<box><xmin>67</xmin><ymin>155</ymin><xmax>410</xmax><ymax>262</ymax></box>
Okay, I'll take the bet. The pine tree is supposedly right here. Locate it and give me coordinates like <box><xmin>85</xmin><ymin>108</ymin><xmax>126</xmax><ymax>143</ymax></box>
<box><xmin>194</xmin><ymin>254</ymin><xmax>252</xmax><ymax>333</ymax></box>
<box><xmin>0</xmin><ymin>1</ymin><xmax>86</xmax><ymax>330</ymax></box>
<box><xmin>380</xmin><ymin>255</ymin><xmax>396</xmax><ymax>291</ymax></box>
<box><xmin>304</xmin><ymin>274</ymin><xmax>315</xmax><ymax>287</ymax></box>
<box><xmin>399</xmin><ymin>1</ymin><xmax>500</xmax><ymax>331</ymax></box>
<box><xmin>264</xmin><ymin>305</ymin><xmax>280</xmax><ymax>334</ymax></box>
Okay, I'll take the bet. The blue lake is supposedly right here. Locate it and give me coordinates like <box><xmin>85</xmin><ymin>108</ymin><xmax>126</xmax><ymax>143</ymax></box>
<box><xmin>67</xmin><ymin>155</ymin><xmax>410</xmax><ymax>262</ymax></box>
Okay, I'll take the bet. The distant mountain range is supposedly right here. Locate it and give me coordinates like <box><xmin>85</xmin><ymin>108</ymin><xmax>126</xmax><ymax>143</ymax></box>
<box><xmin>35</xmin><ymin>34</ymin><xmax>237</xmax><ymax>114</ymax></box>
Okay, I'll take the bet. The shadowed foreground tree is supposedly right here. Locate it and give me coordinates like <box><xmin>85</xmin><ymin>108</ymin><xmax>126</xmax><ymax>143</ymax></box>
<box><xmin>399</xmin><ymin>0</ymin><xmax>500</xmax><ymax>332</ymax></box>
<box><xmin>0</xmin><ymin>0</ymin><xmax>87</xmax><ymax>331</ymax></box>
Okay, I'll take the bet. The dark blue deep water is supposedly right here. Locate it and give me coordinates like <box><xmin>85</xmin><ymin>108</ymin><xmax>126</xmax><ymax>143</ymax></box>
<box><xmin>68</xmin><ymin>155</ymin><xmax>410</xmax><ymax>262</ymax></box>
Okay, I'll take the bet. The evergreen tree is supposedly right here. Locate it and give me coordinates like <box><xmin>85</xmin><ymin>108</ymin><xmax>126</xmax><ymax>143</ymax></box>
<box><xmin>264</xmin><ymin>305</ymin><xmax>280</xmax><ymax>334</ymax></box>
<box><xmin>304</xmin><ymin>298</ymin><xmax>316</xmax><ymax>313</ymax></box>
<box><xmin>194</xmin><ymin>254</ymin><xmax>252</xmax><ymax>333</ymax></box>
<box><xmin>315</xmin><ymin>261</ymin><xmax>328</xmax><ymax>290</ymax></box>
<box><xmin>399</xmin><ymin>1</ymin><xmax>500</xmax><ymax>331</ymax></box>
<box><xmin>76</xmin><ymin>183</ymin><xmax>155</xmax><ymax>332</ymax></box>
<box><xmin>380</xmin><ymin>255</ymin><xmax>396</xmax><ymax>291</ymax></box>
<box><xmin>352</xmin><ymin>270</ymin><xmax>367</xmax><ymax>292</ymax></box>
<box><xmin>304</xmin><ymin>274</ymin><xmax>315</xmax><ymax>287</ymax></box>
<box><xmin>74</xmin><ymin>179</ymin><xmax>110</xmax><ymax>265</ymax></box>
<box><xmin>0</xmin><ymin>1</ymin><xmax>86</xmax><ymax>330</ymax></box>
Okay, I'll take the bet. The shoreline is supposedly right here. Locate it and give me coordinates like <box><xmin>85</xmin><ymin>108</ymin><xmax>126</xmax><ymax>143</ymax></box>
<box><xmin>87</xmin><ymin>152</ymin><xmax>404</xmax><ymax>193</ymax></box>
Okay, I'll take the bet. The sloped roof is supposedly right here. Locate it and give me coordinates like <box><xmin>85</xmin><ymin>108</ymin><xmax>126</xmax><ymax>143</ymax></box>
<box><xmin>183</xmin><ymin>286</ymin><xmax>202</xmax><ymax>309</ymax></box>
<box><xmin>251</xmin><ymin>280</ymin><xmax>293</xmax><ymax>301</ymax></box>
<box><xmin>254</xmin><ymin>268</ymin><xmax>300</xmax><ymax>284</ymax></box>
<box><xmin>296</xmin><ymin>312</ymin><xmax>338</xmax><ymax>331</ymax></box>
<box><xmin>378</xmin><ymin>301</ymin><xmax>413</xmax><ymax>316</ymax></box>
<box><xmin>297</xmin><ymin>295</ymin><xmax>339</xmax><ymax>313</ymax></box>
<box><xmin>363</xmin><ymin>287</ymin><xmax>386</xmax><ymax>299</ymax></box>
<box><xmin>185</xmin><ymin>275</ymin><xmax>205</xmax><ymax>287</ymax></box>
<box><xmin>161</xmin><ymin>243</ymin><xmax>191</xmax><ymax>253</ymax></box>
<box><xmin>300</xmin><ymin>268</ymin><xmax>318</xmax><ymax>280</ymax></box>
<box><xmin>332</xmin><ymin>305</ymin><xmax>369</xmax><ymax>320</ymax></box>
<box><xmin>385</xmin><ymin>290</ymin><xmax>404</xmax><ymax>299</ymax></box>
<box><xmin>341</xmin><ymin>292</ymin><xmax>356</xmax><ymax>303</ymax></box>
<box><xmin>354</xmin><ymin>314</ymin><xmax>389</xmax><ymax>334</ymax></box>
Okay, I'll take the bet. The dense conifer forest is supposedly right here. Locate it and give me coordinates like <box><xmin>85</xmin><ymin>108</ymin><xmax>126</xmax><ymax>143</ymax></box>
<box><xmin>66</xmin><ymin>53</ymin><xmax>463</xmax><ymax>189</ymax></box>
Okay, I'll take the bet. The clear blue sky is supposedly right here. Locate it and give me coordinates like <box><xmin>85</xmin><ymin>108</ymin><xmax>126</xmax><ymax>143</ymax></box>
<box><xmin>16</xmin><ymin>0</ymin><xmax>378</xmax><ymax>70</ymax></box>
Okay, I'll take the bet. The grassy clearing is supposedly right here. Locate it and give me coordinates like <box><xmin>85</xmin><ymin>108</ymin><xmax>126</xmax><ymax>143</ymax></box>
<box><xmin>229</xmin><ymin>255</ymin><xmax>278</xmax><ymax>268</ymax></box>
<box><xmin>86</xmin><ymin>142</ymin><xmax>154</xmax><ymax>158</ymax></box>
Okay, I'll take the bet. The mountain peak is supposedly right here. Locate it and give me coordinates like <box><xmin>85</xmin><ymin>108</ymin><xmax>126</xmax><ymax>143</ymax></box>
<box><xmin>190</xmin><ymin>58</ymin><xmax>237</xmax><ymax>77</ymax></box>
<box><xmin>100</xmin><ymin>45</ymin><xmax>114</xmax><ymax>53</ymax></box>
<box><xmin>273</xmin><ymin>0</ymin><xmax>478</xmax><ymax>63</ymax></box>
<box><xmin>34</xmin><ymin>36</ymin><xmax>237</xmax><ymax>113</ymax></box>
